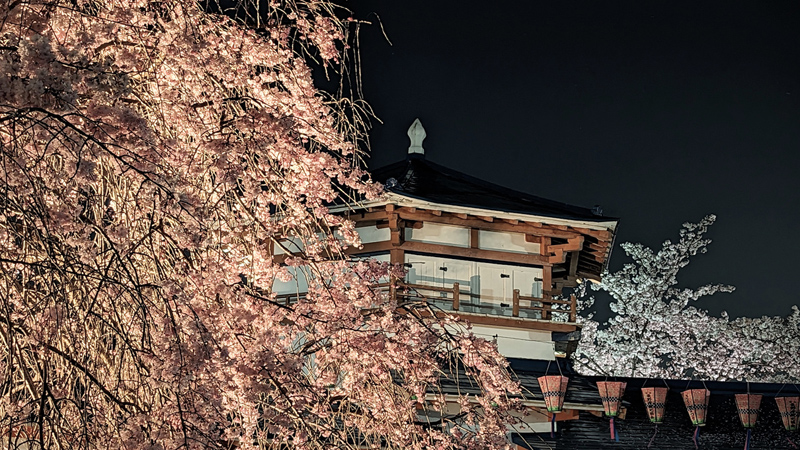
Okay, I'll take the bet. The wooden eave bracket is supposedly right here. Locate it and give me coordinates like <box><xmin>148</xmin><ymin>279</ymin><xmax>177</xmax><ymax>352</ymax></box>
<box><xmin>547</xmin><ymin>236</ymin><xmax>584</xmax><ymax>264</ymax></box>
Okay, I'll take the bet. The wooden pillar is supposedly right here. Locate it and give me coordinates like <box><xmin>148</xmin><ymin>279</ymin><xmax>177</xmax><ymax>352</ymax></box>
<box><xmin>569</xmin><ymin>294</ymin><xmax>577</xmax><ymax>322</ymax></box>
<box><xmin>542</xmin><ymin>264</ymin><xmax>553</xmax><ymax>320</ymax></box>
<box><xmin>540</xmin><ymin>237</ymin><xmax>550</xmax><ymax>257</ymax></box>
<box><xmin>390</xmin><ymin>248</ymin><xmax>404</xmax><ymax>302</ymax></box>
<box><xmin>512</xmin><ymin>289</ymin><xmax>520</xmax><ymax>317</ymax></box>
<box><xmin>470</xmin><ymin>228</ymin><xmax>479</xmax><ymax>249</ymax></box>
<box><xmin>390</xmin><ymin>248</ymin><xmax>404</xmax><ymax>265</ymax></box>
<box><xmin>542</xmin><ymin>265</ymin><xmax>553</xmax><ymax>298</ymax></box>
<box><xmin>452</xmin><ymin>282</ymin><xmax>460</xmax><ymax>311</ymax></box>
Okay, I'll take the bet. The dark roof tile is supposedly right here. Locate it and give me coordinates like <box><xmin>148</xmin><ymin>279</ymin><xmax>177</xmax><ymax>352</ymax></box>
<box><xmin>370</xmin><ymin>155</ymin><xmax>615</xmax><ymax>223</ymax></box>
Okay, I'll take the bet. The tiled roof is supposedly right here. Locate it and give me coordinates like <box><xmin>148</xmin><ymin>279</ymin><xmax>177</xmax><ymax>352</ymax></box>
<box><xmin>370</xmin><ymin>155</ymin><xmax>615</xmax><ymax>224</ymax></box>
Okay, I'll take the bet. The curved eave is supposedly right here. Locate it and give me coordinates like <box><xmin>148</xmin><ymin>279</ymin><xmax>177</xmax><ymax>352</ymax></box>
<box><xmin>331</xmin><ymin>192</ymin><xmax>618</xmax><ymax>233</ymax></box>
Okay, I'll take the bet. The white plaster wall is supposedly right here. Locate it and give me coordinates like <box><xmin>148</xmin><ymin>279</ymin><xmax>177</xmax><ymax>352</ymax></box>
<box><xmin>478</xmin><ymin>229</ymin><xmax>540</xmax><ymax>254</ymax></box>
<box><xmin>406</xmin><ymin>223</ymin><xmax>470</xmax><ymax>247</ymax></box>
<box><xmin>273</xmin><ymin>236</ymin><xmax>303</xmax><ymax>255</ymax></box>
<box><xmin>471</xmin><ymin>325</ymin><xmax>555</xmax><ymax>361</ymax></box>
<box><xmin>354</xmin><ymin>225</ymin><xmax>391</xmax><ymax>244</ymax></box>
<box><xmin>271</xmin><ymin>265</ymin><xmax>310</xmax><ymax>295</ymax></box>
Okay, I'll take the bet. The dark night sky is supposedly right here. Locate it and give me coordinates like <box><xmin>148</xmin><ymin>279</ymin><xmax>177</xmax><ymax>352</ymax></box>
<box><xmin>345</xmin><ymin>0</ymin><xmax>800</xmax><ymax>319</ymax></box>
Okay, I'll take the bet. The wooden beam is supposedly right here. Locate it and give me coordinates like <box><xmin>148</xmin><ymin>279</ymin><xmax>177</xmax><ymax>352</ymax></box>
<box><xmin>548</xmin><ymin>248</ymin><xmax>567</xmax><ymax>264</ymax></box>
<box><xmin>448</xmin><ymin>311</ymin><xmax>579</xmax><ymax>333</ymax></box>
<box><xmin>475</xmin><ymin>215</ymin><xmax>494</xmax><ymax>222</ymax></box>
<box><xmin>548</xmin><ymin>236</ymin><xmax>584</xmax><ymax>253</ymax></box>
<box><xmin>525</xmin><ymin>234</ymin><xmax>542</xmax><ymax>244</ymax></box>
<box><xmin>570</xmin><ymin>226</ymin><xmax>613</xmax><ymax>240</ymax></box>
<box><xmin>346</xmin><ymin>241</ymin><xmax>394</xmax><ymax>255</ymax></box>
<box><xmin>346</xmin><ymin>240</ymin><xmax>551</xmax><ymax>265</ymax></box>
<box><xmin>347</xmin><ymin>210</ymin><xmax>389</xmax><ymax>222</ymax></box>
<box><xmin>588</xmin><ymin>242</ymin><xmax>609</xmax><ymax>253</ymax></box>
<box><xmin>394</xmin><ymin>208</ymin><xmax>581</xmax><ymax>239</ymax></box>
<box><xmin>400</xmin><ymin>241</ymin><xmax>550</xmax><ymax>265</ymax></box>
<box><xmin>568</xmin><ymin>251</ymin><xmax>580</xmax><ymax>277</ymax></box>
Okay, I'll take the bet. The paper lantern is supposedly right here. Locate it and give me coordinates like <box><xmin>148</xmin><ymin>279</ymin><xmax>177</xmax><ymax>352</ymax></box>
<box><xmin>538</xmin><ymin>375</ymin><xmax>568</xmax><ymax>438</ymax></box>
<box><xmin>642</xmin><ymin>387</ymin><xmax>668</xmax><ymax>424</ymax></box>
<box><xmin>683</xmin><ymin>389</ymin><xmax>710</xmax><ymax>448</ymax></box>
<box><xmin>776</xmin><ymin>397</ymin><xmax>800</xmax><ymax>431</ymax></box>
<box><xmin>735</xmin><ymin>394</ymin><xmax>761</xmax><ymax>428</ymax></box>
<box><xmin>736</xmin><ymin>393</ymin><xmax>761</xmax><ymax>450</ymax></box>
<box><xmin>598</xmin><ymin>381</ymin><xmax>626</xmax><ymax>417</ymax></box>
<box><xmin>597</xmin><ymin>381</ymin><xmax>626</xmax><ymax>441</ymax></box>
<box><xmin>538</xmin><ymin>375</ymin><xmax>569</xmax><ymax>413</ymax></box>
<box><xmin>682</xmin><ymin>389</ymin><xmax>711</xmax><ymax>426</ymax></box>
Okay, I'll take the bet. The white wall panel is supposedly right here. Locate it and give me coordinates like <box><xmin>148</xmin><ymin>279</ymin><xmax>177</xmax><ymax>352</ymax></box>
<box><xmin>471</xmin><ymin>325</ymin><xmax>555</xmax><ymax>360</ymax></box>
<box><xmin>271</xmin><ymin>265</ymin><xmax>310</xmax><ymax>295</ymax></box>
<box><xmin>406</xmin><ymin>223</ymin><xmax>470</xmax><ymax>247</ymax></box>
<box><xmin>354</xmin><ymin>225</ymin><xmax>391</xmax><ymax>244</ymax></box>
<box><xmin>478</xmin><ymin>230</ymin><xmax>540</xmax><ymax>254</ymax></box>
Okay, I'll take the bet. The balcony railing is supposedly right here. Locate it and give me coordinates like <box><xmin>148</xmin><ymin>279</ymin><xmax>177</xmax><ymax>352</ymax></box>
<box><xmin>275</xmin><ymin>280</ymin><xmax>577</xmax><ymax>323</ymax></box>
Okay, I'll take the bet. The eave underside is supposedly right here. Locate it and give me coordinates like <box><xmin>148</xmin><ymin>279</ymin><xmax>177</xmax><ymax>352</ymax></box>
<box><xmin>341</xmin><ymin>202</ymin><xmax>616</xmax><ymax>289</ymax></box>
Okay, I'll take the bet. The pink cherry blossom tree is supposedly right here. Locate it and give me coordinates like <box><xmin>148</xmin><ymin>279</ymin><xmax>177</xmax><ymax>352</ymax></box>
<box><xmin>0</xmin><ymin>1</ymin><xmax>518</xmax><ymax>448</ymax></box>
<box><xmin>574</xmin><ymin>215</ymin><xmax>800</xmax><ymax>382</ymax></box>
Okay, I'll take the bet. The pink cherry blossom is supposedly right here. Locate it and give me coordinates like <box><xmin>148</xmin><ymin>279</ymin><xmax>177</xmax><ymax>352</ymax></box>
<box><xmin>0</xmin><ymin>1</ymin><xmax>518</xmax><ymax>448</ymax></box>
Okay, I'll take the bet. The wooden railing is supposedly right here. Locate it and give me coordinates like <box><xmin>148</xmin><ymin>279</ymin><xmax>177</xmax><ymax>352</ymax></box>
<box><xmin>276</xmin><ymin>281</ymin><xmax>578</xmax><ymax>323</ymax></box>
<box><xmin>512</xmin><ymin>289</ymin><xmax>577</xmax><ymax>322</ymax></box>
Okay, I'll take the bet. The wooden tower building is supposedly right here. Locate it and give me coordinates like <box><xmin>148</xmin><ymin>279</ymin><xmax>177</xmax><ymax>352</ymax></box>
<box><xmin>273</xmin><ymin>119</ymin><xmax>620</xmax><ymax>438</ymax></box>
<box><xmin>278</xmin><ymin>118</ymin><xmax>619</xmax><ymax>360</ymax></box>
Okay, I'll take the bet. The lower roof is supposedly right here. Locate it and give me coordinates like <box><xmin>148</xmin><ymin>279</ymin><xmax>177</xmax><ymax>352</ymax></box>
<box><xmin>441</xmin><ymin>359</ymin><xmax>799</xmax><ymax>449</ymax></box>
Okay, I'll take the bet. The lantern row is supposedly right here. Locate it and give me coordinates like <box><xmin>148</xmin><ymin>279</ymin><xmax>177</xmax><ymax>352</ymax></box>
<box><xmin>537</xmin><ymin>375</ymin><xmax>800</xmax><ymax>446</ymax></box>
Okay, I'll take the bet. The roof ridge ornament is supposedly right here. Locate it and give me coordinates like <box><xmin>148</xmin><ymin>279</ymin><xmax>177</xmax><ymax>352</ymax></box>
<box><xmin>407</xmin><ymin>118</ymin><xmax>426</xmax><ymax>155</ymax></box>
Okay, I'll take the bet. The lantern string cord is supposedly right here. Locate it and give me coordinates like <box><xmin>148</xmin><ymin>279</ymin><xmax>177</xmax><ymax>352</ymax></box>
<box><xmin>555</xmin><ymin>358</ymin><xmax>563</xmax><ymax>376</ymax></box>
<box><xmin>550</xmin><ymin>413</ymin><xmax>556</xmax><ymax>438</ymax></box>
<box><xmin>647</xmin><ymin>424</ymin><xmax>658</xmax><ymax>448</ymax></box>
<box><xmin>545</xmin><ymin>360</ymin><xmax>552</xmax><ymax>376</ymax></box>
<box><xmin>692</xmin><ymin>426</ymin><xmax>700</xmax><ymax>450</ymax></box>
<box><xmin>788</xmin><ymin>437</ymin><xmax>799</xmax><ymax>449</ymax></box>
<box><xmin>744</xmin><ymin>429</ymin><xmax>751</xmax><ymax>450</ymax></box>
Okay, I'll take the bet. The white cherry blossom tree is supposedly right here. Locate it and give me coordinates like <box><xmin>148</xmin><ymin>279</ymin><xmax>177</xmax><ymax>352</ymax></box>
<box><xmin>574</xmin><ymin>215</ymin><xmax>800</xmax><ymax>382</ymax></box>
